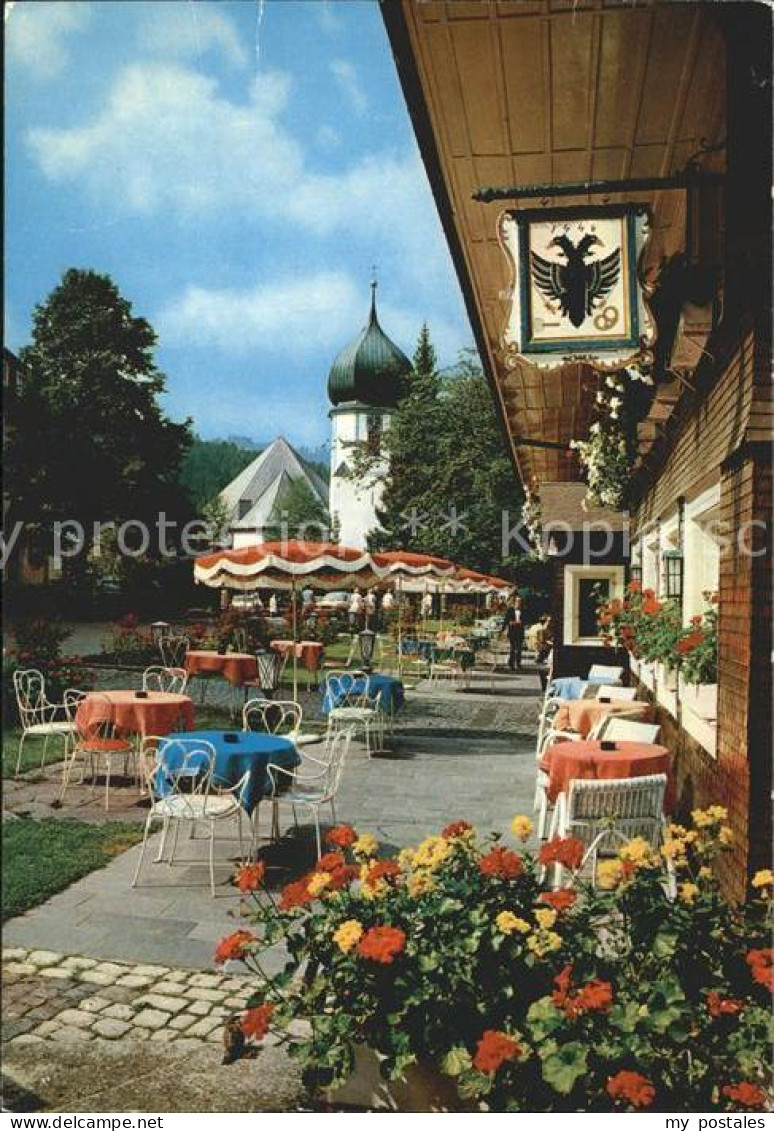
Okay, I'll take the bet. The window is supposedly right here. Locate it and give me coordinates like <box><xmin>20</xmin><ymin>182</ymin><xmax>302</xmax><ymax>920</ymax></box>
<box><xmin>683</xmin><ymin>485</ymin><xmax>721</xmax><ymax>621</ymax></box>
<box><xmin>238</xmin><ymin>498</ymin><xmax>251</xmax><ymax>520</ymax></box>
<box><xmin>563</xmin><ymin>564</ymin><xmax>625</xmax><ymax>645</ymax></box>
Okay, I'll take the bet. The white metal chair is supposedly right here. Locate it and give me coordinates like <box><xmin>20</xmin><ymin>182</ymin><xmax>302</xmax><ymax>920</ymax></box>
<box><xmin>325</xmin><ymin>673</ymin><xmax>383</xmax><ymax>756</ymax></box>
<box><xmin>546</xmin><ymin>773</ymin><xmax>672</xmax><ymax>891</ymax></box>
<box><xmin>595</xmin><ymin>684</ymin><xmax>637</xmax><ymax>701</ymax></box>
<box><xmin>601</xmin><ymin>717</ymin><xmax>661</xmax><ymax>744</ymax></box>
<box><xmin>243</xmin><ymin>697</ymin><xmax>303</xmax><ymax>737</ymax></box>
<box><xmin>142</xmin><ymin>665</ymin><xmax>189</xmax><ymax>694</ymax></box>
<box><xmin>267</xmin><ymin>728</ymin><xmax>354</xmax><ymax>858</ymax></box>
<box><xmin>131</xmin><ymin>735</ymin><xmax>250</xmax><ymax>896</ymax></box>
<box><xmin>160</xmin><ymin>634</ymin><xmax>189</xmax><ymax>668</ymax></box>
<box><xmin>61</xmin><ymin>691</ymin><xmax>136</xmax><ymax>809</ymax></box>
<box><xmin>429</xmin><ymin>646</ymin><xmax>463</xmax><ymax>685</ymax></box>
<box><xmin>587</xmin><ymin>664</ymin><xmax>624</xmax><ymax>685</ymax></box>
<box><xmin>12</xmin><ymin>668</ymin><xmax>78</xmax><ymax>776</ymax></box>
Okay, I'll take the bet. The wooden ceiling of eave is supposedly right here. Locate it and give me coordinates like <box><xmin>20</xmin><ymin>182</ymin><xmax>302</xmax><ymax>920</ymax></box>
<box><xmin>396</xmin><ymin>0</ymin><xmax>727</xmax><ymax>487</ymax></box>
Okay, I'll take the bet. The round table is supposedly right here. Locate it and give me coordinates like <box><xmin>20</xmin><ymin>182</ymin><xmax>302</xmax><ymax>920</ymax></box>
<box><xmin>270</xmin><ymin>640</ymin><xmax>324</xmax><ymax>673</ymax></box>
<box><xmin>552</xmin><ymin>698</ymin><xmax>654</xmax><ymax>738</ymax></box>
<box><xmin>76</xmin><ymin>691</ymin><xmax>195</xmax><ymax>738</ymax></box>
<box><xmin>184</xmin><ymin>650</ymin><xmax>257</xmax><ymax>686</ymax></box>
<box><xmin>540</xmin><ymin>739</ymin><xmax>672</xmax><ymax>807</ymax></box>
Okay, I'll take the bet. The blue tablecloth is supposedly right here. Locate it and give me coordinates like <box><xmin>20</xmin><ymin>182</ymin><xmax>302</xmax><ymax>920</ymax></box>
<box><xmin>321</xmin><ymin>673</ymin><xmax>405</xmax><ymax>715</ymax></box>
<box><xmin>155</xmin><ymin>730</ymin><xmax>299</xmax><ymax>815</ymax></box>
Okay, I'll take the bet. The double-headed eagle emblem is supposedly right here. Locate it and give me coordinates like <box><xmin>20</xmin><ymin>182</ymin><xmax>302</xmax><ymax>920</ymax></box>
<box><xmin>531</xmin><ymin>234</ymin><xmax>621</xmax><ymax>329</ymax></box>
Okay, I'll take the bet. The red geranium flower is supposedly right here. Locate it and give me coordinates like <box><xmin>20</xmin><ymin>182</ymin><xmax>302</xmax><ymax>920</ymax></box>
<box><xmin>234</xmin><ymin>862</ymin><xmax>265</xmax><ymax>892</ymax></box>
<box><xmin>278</xmin><ymin>877</ymin><xmax>313</xmax><ymax>912</ymax></box>
<box><xmin>357</xmin><ymin>925</ymin><xmax>406</xmax><ymax>964</ymax></box>
<box><xmin>551</xmin><ymin>965</ymin><xmax>613</xmax><ymax>1018</ymax></box>
<box><xmin>442</xmin><ymin>820</ymin><xmax>473</xmax><ymax>839</ymax></box>
<box><xmin>317</xmin><ymin>852</ymin><xmax>345</xmax><ymax>873</ymax></box>
<box><xmin>628</xmin><ymin>579</ymin><xmax>642</xmax><ymax>593</ymax></box>
<box><xmin>214</xmin><ymin>929</ymin><xmax>256</xmax><ymax>965</ymax></box>
<box><xmin>325</xmin><ymin>824</ymin><xmax>358</xmax><ymax>849</ymax></box>
<box><xmin>722</xmin><ymin>1083</ymin><xmax>768</xmax><ymax>1109</ymax></box>
<box><xmin>539</xmin><ymin>890</ymin><xmax>577</xmax><ymax>912</ymax></box>
<box><xmin>241</xmin><ymin>1002</ymin><xmax>275</xmax><ymax>1040</ymax></box>
<box><xmin>479</xmin><ymin>846</ymin><xmax>523</xmax><ymax>880</ymax></box>
<box><xmin>538</xmin><ymin>837</ymin><xmax>585</xmax><ymax>871</ymax></box>
<box><xmin>607</xmin><ymin>1070</ymin><xmax>655</xmax><ymax>1108</ymax></box>
<box><xmin>677</xmin><ymin>631</ymin><xmax>705</xmax><ymax>655</ymax></box>
<box><xmin>706</xmin><ymin>991</ymin><xmax>744</xmax><ymax>1017</ymax></box>
<box><xmin>472</xmin><ymin>1029</ymin><xmax>522</xmax><ymax>1074</ymax></box>
<box><xmin>326</xmin><ymin>864</ymin><xmax>360</xmax><ymax>891</ymax></box>
<box><xmin>746</xmin><ymin>948</ymin><xmax>773</xmax><ymax>991</ymax></box>
<box><xmin>363</xmin><ymin>860</ymin><xmax>401</xmax><ymax>891</ymax></box>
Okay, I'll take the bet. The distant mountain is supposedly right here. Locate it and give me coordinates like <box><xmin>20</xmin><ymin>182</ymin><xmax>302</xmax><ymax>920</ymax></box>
<box><xmin>226</xmin><ymin>434</ymin><xmax>265</xmax><ymax>451</ymax></box>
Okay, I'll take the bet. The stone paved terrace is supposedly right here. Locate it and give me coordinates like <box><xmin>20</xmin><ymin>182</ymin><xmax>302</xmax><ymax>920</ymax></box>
<box><xmin>2</xmin><ymin>667</ymin><xmax>542</xmax><ymax>1110</ymax></box>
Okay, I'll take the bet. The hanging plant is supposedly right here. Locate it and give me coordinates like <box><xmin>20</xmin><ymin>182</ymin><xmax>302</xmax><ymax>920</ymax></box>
<box><xmin>571</xmin><ymin>372</ymin><xmax>640</xmax><ymax>510</ymax></box>
<box><xmin>520</xmin><ymin>487</ymin><xmax>547</xmax><ymax>561</ymax></box>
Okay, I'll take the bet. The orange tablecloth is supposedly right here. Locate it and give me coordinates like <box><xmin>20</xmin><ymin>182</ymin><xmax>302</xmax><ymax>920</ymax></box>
<box><xmin>552</xmin><ymin>699</ymin><xmax>654</xmax><ymax>738</ymax></box>
<box><xmin>540</xmin><ymin>739</ymin><xmax>672</xmax><ymax>807</ymax></box>
<box><xmin>185</xmin><ymin>650</ymin><xmax>257</xmax><ymax>686</ymax></box>
<box><xmin>76</xmin><ymin>691</ymin><xmax>194</xmax><ymax>738</ymax></box>
<box><xmin>270</xmin><ymin>640</ymin><xmax>324</xmax><ymax>672</ymax></box>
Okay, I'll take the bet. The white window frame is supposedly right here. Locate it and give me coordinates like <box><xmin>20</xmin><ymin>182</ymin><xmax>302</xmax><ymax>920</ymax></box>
<box><xmin>683</xmin><ymin>484</ymin><xmax>721</xmax><ymax>623</ymax></box>
<box><xmin>563</xmin><ymin>564</ymin><xmax>625</xmax><ymax>646</ymax></box>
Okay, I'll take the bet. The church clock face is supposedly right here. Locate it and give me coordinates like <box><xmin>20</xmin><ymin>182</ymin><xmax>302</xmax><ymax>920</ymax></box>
<box><xmin>498</xmin><ymin>205</ymin><xmax>650</xmax><ymax>368</ymax></box>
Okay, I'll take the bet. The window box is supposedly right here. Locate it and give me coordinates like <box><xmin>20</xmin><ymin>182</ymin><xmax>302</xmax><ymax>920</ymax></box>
<box><xmin>656</xmin><ymin>663</ymin><xmax>679</xmax><ymax>692</ymax></box>
<box><xmin>679</xmin><ymin>678</ymin><xmax>718</xmax><ymax>721</ymax></box>
<box><xmin>639</xmin><ymin>660</ymin><xmax>656</xmax><ymax>690</ymax></box>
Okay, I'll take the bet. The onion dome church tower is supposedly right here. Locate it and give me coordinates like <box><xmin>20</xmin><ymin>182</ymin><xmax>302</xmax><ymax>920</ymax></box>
<box><xmin>328</xmin><ymin>282</ymin><xmax>413</xmax><ymax>549</ymax></box>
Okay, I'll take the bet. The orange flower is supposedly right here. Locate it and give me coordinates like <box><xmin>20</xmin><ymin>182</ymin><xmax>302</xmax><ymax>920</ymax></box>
<box><xmin>706</xmin><ymin>991</ymin><xmax>744</xmax><ymax>1018</ymax></box>
<box><xmin>234</xmin><ymin>862</ymin><xmax>265</xmax><ymax>892</ymax></box>
<box><xmin>722</xmin><ymin>1082</ymin><xmax>768</xmax><ymax>1109</ymax></box>
<box><xmin>325</xmin><ymin>824</ymin><xmax>358</xmax><ymax>849</ymax></box>
<box><xmin>479</xmin><ymin>846</ymin><xmax>523</xmax><ymax>879</ymax></box>
<box><xmin>628</xmin><ymin>579</ymin><xmax>642</xmax><ymax>593</ymax></box>
<box><xmin>363</xmin><ymin>860</ymin><xmax>402</xmax><ymax>891</ymax></box>
<box><xmin>539</xmin><ymin>890</ymin><xmax>577</xmax><ymax>913</ymax></box>
<box><xmin>642</xmin><ymin>597</ymin><xmax>661</xmax><ymax>615</ymax></box>
<box><xmin>241</xmin><ymin>1002</ymin><xmax>275</xmax><ymax>1040</ymax></box>
<box><xmin>609</xmin><ymin>598</ymin><xmax>623</xmax><ymax>616</ymax></box>
<box><xmin>317</xmin><ymin>852</ymin><xmax>345</xmax><ymax>873</ymax></box>
<box><xmin>538</xmin><ymin>837</ymin><xmax>585</xmax><ymax>871</ymax></box>
<box><xmin>214</xmin><ymin>929</ymin><xmax>256</xmax><ymax>965</ymax></box>
<box><xmin>746</xmin><ymin>948</ymin><xmax>773</xmax><ymax>991</ymax></box>
<box><xmin>278</xmin><ymin>877</ymin><xmax>313</xmax><ymax>912</ymax></box>
<box><xmin>551</xmin><ymin>965</ymin><xmax>613</xmax><ymax>1018</ymax></box>
<box><xmin>326</xmin><ymin>863</ymin><xmax>360</xmax><ymax>891</ymax></box>
<box><xmin>677</xmin><ymin>631</ymin><xmax>704</xmax><ymax>655</ymax></box>
<box><xmin>442</xmin><ymin>819</ymin><xmax>473</xmax><ymax>839</ymax></box>
<box><xmin>357</xmin><ymin>925</ymin><xmax>406</xmax><ymax>964</ymax></box>
<box><xmin>606</xmin><ymin>1070</ymin><xmax>656</xmax><ymax>1108</ymax></box>
<box><xmin>473</xmin><ymin>1029</ymin><xmax>522</xmax><ymax>1074</ymax></box>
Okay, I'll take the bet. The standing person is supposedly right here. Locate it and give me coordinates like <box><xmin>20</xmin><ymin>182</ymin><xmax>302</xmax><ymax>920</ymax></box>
<box><xmin>268</xmin><ymin>593</ymin><xmax>279</xmax><ymax>616</ymax></box>
<box><xmin>364</xmin><ymin>589</ymin><xmax>377</xmax><ymax>626</ymax></box>
<box><xmin>420</xmin><ymin>591</ymin><xmax>433</xmax><ymax>621</ymax></box>
<box><xmin>381</xmin><ymin>589</ymin><xmax>395</xmax><ymax>613</ymax></box>
<box><xmin>501</xmin><ymin>593</ymin><xmax>525</xmax><ymax>671</ymax></box>
<box><xmin>348</xmin><ymin>589</ymin><xmax>364</xmax><ymax>632</ymax></box>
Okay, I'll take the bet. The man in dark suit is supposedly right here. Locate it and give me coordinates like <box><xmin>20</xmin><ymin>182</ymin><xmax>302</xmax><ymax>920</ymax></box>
<box><xmin>501</xmin><ymin>593</ymin><xmax>525</xmax><ymax>671</ymax></box>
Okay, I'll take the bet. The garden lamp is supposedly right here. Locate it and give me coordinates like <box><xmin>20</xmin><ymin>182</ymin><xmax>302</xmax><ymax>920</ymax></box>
<box><xmin>358</xmin><ymin>628</ymin><xmax>376</xmax><ymax>672</ymax></box>
<box><xmin>255</xmin><ymin>649</ymin><xmax>284</xmax><ymax>698</ymax></box>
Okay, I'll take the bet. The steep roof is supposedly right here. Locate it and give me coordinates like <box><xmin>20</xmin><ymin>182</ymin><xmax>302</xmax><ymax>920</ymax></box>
<box><xmin>220</xmin><ymin>436</ymin><xmax>328</xmax><ymax>531</ymax></box>
<box><xmin>328</xmin><ymin>283</ymin><xmax>413</xmax><ymax>409</ymax></box>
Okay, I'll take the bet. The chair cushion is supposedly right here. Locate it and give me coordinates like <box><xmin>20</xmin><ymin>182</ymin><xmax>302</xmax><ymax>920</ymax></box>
<box><xmin>78</xmin><ymin>738</ymin><xmax>133</xmax><ymax>754</ymax></box>
<box><xmin>329</xmin><ymin>707</ymin><xmax>374</xmax><ymax>720</ymax></box>
<box><xmin>152</xmin><ymin>794</ymin><xmax>239</xmax><ymax>819</ymax></box>
<box><xmin>27</xmin><ymin>722</ymin><xmax>76</xmax><ymax>736</ymax></box>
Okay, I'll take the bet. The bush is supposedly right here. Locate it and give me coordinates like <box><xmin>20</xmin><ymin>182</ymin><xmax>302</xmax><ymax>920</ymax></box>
<box><xmin>4</xmin><ymin>618</ymin><xmax>93</xmax><ymax>725</ymax></box>
<box><xmin>217</xmin><ymin>811</ymin><xmax>772</xmax><ymax>1112</ymax></box>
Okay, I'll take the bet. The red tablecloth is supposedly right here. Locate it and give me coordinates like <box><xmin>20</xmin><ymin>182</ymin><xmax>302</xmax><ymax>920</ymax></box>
<box><xmin>552</xmin><ymin>699</ymin><xmax>654</xmax><ymax>738</ymax></box>
<box><xmin>270</xmin><ymin>640</ymin><xmax>324</xmax><ymax>672</ymax></box>
<box><xmin>76</xmin><ymin>691</ymin><xmax>194</xmax><ymax>738</ymax></box>
<box><xmin>185</xmin><ymin>650</ymin><xmax>257</xmax><ymax>686</ymax></box>
<box><xmin>540</xmin><ymin>739</ymin><xmax>672</xmax><ymax>807</ymax></box>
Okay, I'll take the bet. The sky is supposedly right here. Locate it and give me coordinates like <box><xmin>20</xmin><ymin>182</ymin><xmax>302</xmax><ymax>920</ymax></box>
<box><xmin>5</xmin><ymin>0</ymin><xmax>473</xmax><ymax>449</ymax></box>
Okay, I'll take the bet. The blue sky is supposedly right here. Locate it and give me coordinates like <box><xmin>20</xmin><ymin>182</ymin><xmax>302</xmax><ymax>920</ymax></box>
<box><xmin>5</xmin><ymin>0</ymin><xmax>472</xmax><ymax>448</ymax></box>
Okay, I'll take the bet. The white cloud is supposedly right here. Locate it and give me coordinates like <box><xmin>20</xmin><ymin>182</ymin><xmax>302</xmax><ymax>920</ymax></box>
<box><xmin>330</xmin><ymin>59</ymin><xmax>368</xmax><ymax>115</ymax></box>
<box><xmin>137</xmin><ymin>3</ymin><xmax>248</xmax><ymax>69</ymax></box>
<box><xmin>316</xmin><ymin>124</ymin><xmax>342</xmax><ymax>149</ymax></box>
<box><xmin>6</xmin><ymin>0</ymin><xmax>91</xmax><ymax>80</ymax></box>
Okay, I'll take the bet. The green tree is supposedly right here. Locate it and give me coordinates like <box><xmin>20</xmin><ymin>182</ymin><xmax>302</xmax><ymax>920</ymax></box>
<box><xmin>180</xmin><ymin>437</ymin><xmax>260</xmax><ymax>510</ymax></box>
<box><xmin>6</xmin><ymin>269</ymin><xmax>192</xmax><ymax>578</ymax></box>
<box><xmin>265</xmin><ymin>477</ymin><xmax>329</xmax><ymax>540</ymax></box>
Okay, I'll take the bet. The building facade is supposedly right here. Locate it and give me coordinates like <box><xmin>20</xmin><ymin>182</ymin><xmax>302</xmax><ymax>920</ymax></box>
<box><xmin>328</xmin><ymin>284</ymin><xmax>413</xmax><ymax>549</ymax></box>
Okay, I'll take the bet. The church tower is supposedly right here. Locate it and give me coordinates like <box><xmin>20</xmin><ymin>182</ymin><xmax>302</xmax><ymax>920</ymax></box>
<box><xmin>327</xmin><ymin>283</ymin><xmax>413</xmax><ymax>549</ymax></box>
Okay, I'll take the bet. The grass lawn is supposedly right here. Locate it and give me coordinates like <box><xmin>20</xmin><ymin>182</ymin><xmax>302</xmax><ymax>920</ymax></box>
<box><xmin>1</xmin><ymin>729</ymin><xmax>70</xmax><ymax>779</ymax></box>
<box><xmin>2</xmin><ymin>817</ymin><xmax>145</xmax><ymax>921</ymax></box>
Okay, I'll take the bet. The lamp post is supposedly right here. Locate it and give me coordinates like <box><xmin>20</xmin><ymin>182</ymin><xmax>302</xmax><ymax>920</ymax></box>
<box><xmin>255</xmin><ymin>649</ymin><xmax>284</xmax><ymax>698</ymax></box>
<box><xmin>358</xmin><ymin>628</ymin><xmax>376</xmax><ymax>672</ymax></box>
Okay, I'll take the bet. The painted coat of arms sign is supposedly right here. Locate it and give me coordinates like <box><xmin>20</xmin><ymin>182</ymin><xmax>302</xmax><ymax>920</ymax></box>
<box><xmin>498</xmin><ymin>205</ymin><xmax>654</xmax><ymax>371</ymax></box>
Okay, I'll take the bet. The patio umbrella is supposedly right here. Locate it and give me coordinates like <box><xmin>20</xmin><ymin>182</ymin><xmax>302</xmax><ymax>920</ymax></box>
<box><xmin>194</xmin><ymin>541</ymin><xmax>386</xmax><ymax>698</ymax></box>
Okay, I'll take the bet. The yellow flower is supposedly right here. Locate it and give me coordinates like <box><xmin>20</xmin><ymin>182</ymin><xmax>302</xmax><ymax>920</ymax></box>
<box><xmin>496</xmin><ymin>911</ymin><xmax>530</xmax><ymax>936</ymax></box>
<box><xmin>752</xmin><ymin>869</ymin><xmax>773</xmax><ymax>889</ymax></box>
<box><xmin>397</xmin><ymin>847</ymin><xmax>416</xmax><ymax>870</ymax></box>
<box><xmin>698</xmin><ymin>866</ymin><xmax>713</xmax><ymax>880</ymax></box>
<box><xmin>692</xmin><ymin>805</ymin><xmax>728</xmax><ymax>829</ymax></box>
<box><xmin>619</xmin><ymin>837</ymin><xmax>656</xmax><ymax>867</ymax></box>
<box><xmin>307</xmin><ymin>871</ymin><xmax>332</xmax><ymax>898</ymax></box>
<box><xmin>412</xmin><ymin>836</ymin><xmax>452</xmax><ymax>872</ymax></box>
<box><xmin>353</xmin><ymin>833</ymin><xmax>379</xmax><ymax>858</ymax></box>
<box><xmin>661</xmin><ymin>838</ymin><xmax>687</xmax><ymax>861</ymax></box>
<box><xmin>667</xmin><ymin>823</ymin><xmax>688</xmax><ymax>839</ymax></box>
<box><xmin>718</xmin><ymin>825</ymin><xmax>734</xmax><ymax>846</ymax></box>
<box><xmin>511</xmin><ymin>815</ymin><xmax>533</xmax><ymax>842</ymax></box>
<box><xmin>534</xmin><ymin>907</ymin><xmax>557</xmax><ymax>931</ymax></box>
<box><xmin>408</xmin><ymin>871</ymin><xmax>435</xmax><ymax>898</ymax></box>
<box><xmin>597</xmin><ymin>860</ymin><xmax>624</xmax><ymax>889</ymax></box>
<box><xmin>526</xmin><ymin>930</ymin><xmax>562</xmax><ymax>957</ymax></box>
<box><xmin>679</xmin><ymin>882</ymin><xmax>699</xmax><ymax>905</ymax></box>
<box><xmin>707</xmin><ymin>805</ymin><xmax>729</xmax><ymax>822</ymax></box>
<box><xmin>333</xmin><ymin>919</ymin><xmax>363</xmax><ymax>953</ymax></box>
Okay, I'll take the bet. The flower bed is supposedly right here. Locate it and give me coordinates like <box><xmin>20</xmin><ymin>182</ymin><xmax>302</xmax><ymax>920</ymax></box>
<box><xmin>216</xmin><ymin>812</ymin><xmax>771</xmax><ymax>1112</ymax></box>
